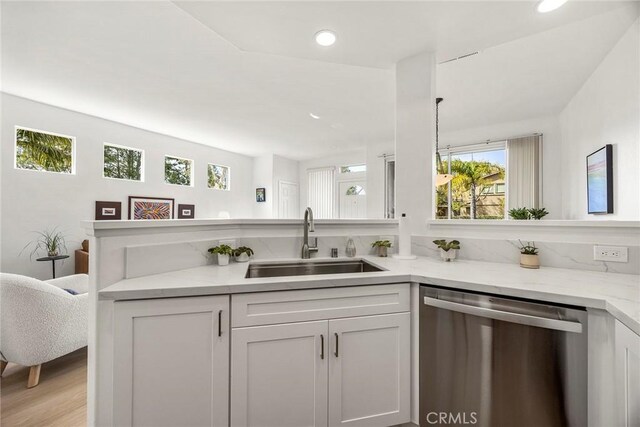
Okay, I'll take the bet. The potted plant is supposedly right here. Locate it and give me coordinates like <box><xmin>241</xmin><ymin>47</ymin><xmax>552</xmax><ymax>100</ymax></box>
<box><xmin>371</xmin><ymin>240</ymin><xmax>392</xmax><ymax>257</ymax></box>
<box><xmin>528</xmin><ymin>207</ymin><xmax>549</xmax><ymax>220</ymax></box>
<box><xmin>508</xmin><ymin>207</ymin><xmax>530</xmax><ymax>220</ymax></box>
<box><xmin>234</xmin><ymin>246</ymin><xmax>254</xmax><ymax>263</ymax></box>
<box><xmin>433</xmin><ymin>239</ymin><xmax>460</xmax><ymax>262</ymax></box>
<box><xmin>208</xmin><ymin>244</ymin><xmax>233</xmax><ymax>266</ymax></box>
<box><xmin>518</xmin><ymin>240</ymin><xmax>540</xmax><ymax>269</ymax></box>
<box><xmin>22</xmin><ymin>228</ymin><xmax>67</xmax><ymax>259</ymax></box>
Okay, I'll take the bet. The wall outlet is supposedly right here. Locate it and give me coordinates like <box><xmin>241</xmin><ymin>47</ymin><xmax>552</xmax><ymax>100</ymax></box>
<box><xmin>593</xmin><ymin>245</ymin><xmax>628</xmax><ymax>263</ymax></box>
<box><xmin>219</xmin><ymin>239</ymin><xmax>236</xmax><ymax>248</ymax></box>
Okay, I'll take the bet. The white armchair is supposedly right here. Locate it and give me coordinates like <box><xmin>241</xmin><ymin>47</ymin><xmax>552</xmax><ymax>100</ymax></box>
<box><xmin>0</xmin><ymin>273</ymin><xmax>88</xmax><ymax>388</ymax></box>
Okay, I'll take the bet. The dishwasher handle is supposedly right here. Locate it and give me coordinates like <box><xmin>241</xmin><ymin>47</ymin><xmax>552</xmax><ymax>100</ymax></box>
<box><xmin>423</xmin><ymin>296</ymin><xmax>582</xmax><ymax>333</ymax></box>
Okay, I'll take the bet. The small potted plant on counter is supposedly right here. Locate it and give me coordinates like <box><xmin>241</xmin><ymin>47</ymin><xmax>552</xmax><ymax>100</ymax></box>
<box><xmin>528</xmin><ymin>207</ymin><xmax>549</xmax><ymax>220</ymax></box>
<box><xmin>234</xmin><ymin>246</ymin><xmax>254</xmax><ymax>263</ymax></box>
<box><xmin>208</xmin><ymin>244</ymin><xmax>233</xmax><ymax>266</ymax></box>
<box><xmin>518</xmin><ymin>240</ymin><xmax>540</xmax><ymax>269</ymax></box>
<box><xmin>371</xmin><ymin>240</ymin><xmax>392</xmax><ymax>257</ymax></box>
<box><xmin>433</xmin><ymin>239</ymin><xmax>460</xmax><ymax>262</ymax></box>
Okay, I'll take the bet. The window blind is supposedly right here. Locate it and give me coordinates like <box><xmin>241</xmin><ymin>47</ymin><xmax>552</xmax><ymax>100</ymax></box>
<box><xmin>506</xmin><ymin>135</ymin><xmax>541</xmax><ymax>210</ymax></box>
<box><xmin>307</xmin><ymin>167</ymin><xmax>335</xmax><ymax>219</ymax></box>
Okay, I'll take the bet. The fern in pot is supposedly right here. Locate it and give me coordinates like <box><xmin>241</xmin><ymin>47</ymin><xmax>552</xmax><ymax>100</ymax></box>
<box><xmin>433</xmin><ymin>239</ymin><xmax>460</xmax><ymax>262</ymax></box>
<box><xmin>22</xmin><ymin>228</ymin><xmax>67</xmax><ymax>258</ymax></box>
<box><xmin>234</xmin><ymin>246</ymin><xmax>254</xmax><ymax>263</ymax></box>
<box><xmin>208</xmin><ymin>244</ymin><xmax>234</xmax><ymax>266</ymax></box>
<box><xmin>518</xmin><ymin>240</ymin><xmax>540</xmax><ymax>269</ymax></box>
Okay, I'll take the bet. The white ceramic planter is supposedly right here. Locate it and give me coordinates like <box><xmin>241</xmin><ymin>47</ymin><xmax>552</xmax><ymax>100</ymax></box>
<box><xmin>235</xmin><ymin>252</ymin><xmax>250</xmax><ymax>263</ymax></box>
<box><xmin>217</xmin><ymin>254</ymin><xmax>230</xmax><ymax>266</ymax></box>
<box><xmin>440</xmin><ymin>248</ymin><xmax>458</xmax><ymax>262</ymax></box>
<box><xmin>376</xmin><ymin>246</ymin><xmax>389</xmax><ymax>257</ymax></box>
<box><xmin>520</xmin><ymin>254</ymin><xmax>540</xmax><ymax>269</ymax></box>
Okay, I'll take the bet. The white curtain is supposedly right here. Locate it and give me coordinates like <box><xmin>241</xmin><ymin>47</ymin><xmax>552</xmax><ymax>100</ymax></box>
<box><xmin>507</xmin><ymin>135</ymin><xmax>541</xmax><ymax>210</ymax></box>
<box><xmin>307</xmin><ymin>167</ymin><xmax>335</xmax><ymax>218</ymax></box>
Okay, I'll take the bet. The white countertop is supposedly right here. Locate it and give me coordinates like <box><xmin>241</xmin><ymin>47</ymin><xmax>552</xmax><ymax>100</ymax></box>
<box><xmin>99</xmin><ymin>255</ymin><xmax>640</xmax><ymax>335</ymax></box>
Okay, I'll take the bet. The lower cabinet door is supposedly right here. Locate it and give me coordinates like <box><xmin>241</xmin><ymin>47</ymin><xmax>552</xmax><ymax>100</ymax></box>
<box><xmin>328</xmin><ymin>312</ymin><xmax>410</xmax><ymax>427</ymax></box>
<box><xmin>113</xmin><ymin>296</ymin><xmax>229</xmax><ymax>427</ymax></box>
<box><xmin>615</xmin><ymin>320</ymin><xmax>640</xmax><ymax>427</ymax></box>
<box><xmin>231</xmin><ymin>321</ymin><xmax>328</xmax><ymax>427</ymax></box>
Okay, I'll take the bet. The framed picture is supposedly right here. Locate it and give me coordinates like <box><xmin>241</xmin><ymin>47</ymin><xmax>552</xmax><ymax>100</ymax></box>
<box><xmin>178</xmin><ymin>204</ymin><xmax>195</xmax><ymax>219</ymax></box>
<box><xmin>95</xmin><ymin>201</ymin><xmax>122</xmax><ymax>220</ymax></box>
<box><xmin>587</xmin><ymin>144</ymin><xmax>613</xmax><ymax>214</ymax></box>
<box><xmin>256</xmin><ymin>187</ymin><xmax>266</xmax><ymax>202</ymax></box>
<box><xmin>128</xmin><ymin>196</ymin><xmax>175</xmax><ymax>220</ymax></box>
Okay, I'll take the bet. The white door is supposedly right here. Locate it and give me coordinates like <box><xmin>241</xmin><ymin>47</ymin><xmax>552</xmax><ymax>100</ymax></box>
<box><xmin>231</xmin><ymin>321</ymin><xmax>328</xmax><ymax>427</ymax></box>
<box><xmin>278</xmin><ymin>180</ymin><xmax>299</xmax><ymax>219</ymax></box>
<box><xmin>328</xmin><ymin>313</ymin><xmax>410</xmax><ymax>427</ymax></box>
<box><xmin>339</xmin><ymin>180</ymin><xmax>367</xmax><ymax>219</ymax></box>
<box><xmin>615</xmin><ymin>320</ymin><xmax>640</xmax><ymax>427</ymax></box>
<box><xmin>113</xmin><ymin>296</ymin><xmax>229</xmax><ymax>427</ymax></box>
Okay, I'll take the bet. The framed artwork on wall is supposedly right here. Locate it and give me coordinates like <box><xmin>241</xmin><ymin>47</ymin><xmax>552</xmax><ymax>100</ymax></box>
<box><xmin>177</xmin><ymin>204</ymin><xmax>195</xmax><ymax>219</ymax></box>
<box><xmin>587</xmin><ymin>144</ymin><xmax>613</xmax><ymax>214</ymax></box>
<box><xmin>95</xmin><ymin>201</ymin><xmax>122</xmax><ymax>220</ymax></box>
<box><xmin>128</xmin><ymin>196</ymin><xmax>175</xmax><ymax>220</ymax></box>
<box><xmin>256</xmin><ymin>187</ymin><xmax>266</xmax><ymax>202</ymax></box>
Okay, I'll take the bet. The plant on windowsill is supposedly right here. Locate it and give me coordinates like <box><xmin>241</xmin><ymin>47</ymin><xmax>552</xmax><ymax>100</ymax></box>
<box><xmin>22</xmin><ymin>228</ymin><xmax>68</xmax><ymax>259</ymax></box>
<box><xmin>233</xmin><ymin>246</ymin><xmax>254</xmax><ymax>263</ymax></box>
<box><xmin>433</xmin><ymin>239</ymin><xmax>460</xmax><ymax>262</ymax></box>
<box><xmin>528</xmin><ymin>207</ymin><xmax>549</xmax><ymax>220</ymax></box>
<box><xmin>371</xmin><ymin>240</ymin><xmax>392</xmax><ymax>257</ymax></box>
<box><xmin>508</xmin><ymin>207</ymin><xmax>531</xmax><ymax>220</ymax></box>
<box><xmin>518</xmin><ymin>240</ymin><xmax>540</xmax><ymax>269</ymax></box>
<box><xmin>208</xmin><ymin>244</ymin><xmax>234</xmax><ymax>266</ymax></box>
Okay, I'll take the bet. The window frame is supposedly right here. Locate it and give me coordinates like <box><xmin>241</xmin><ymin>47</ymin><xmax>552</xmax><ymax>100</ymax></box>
<box><xmin>340</xmin><ymin>164</ymin><xmax>367</xmax><ymax>174</ymax></box>
<box><xmin>14</xmin><ymin>125</ymin><xmax>76</xmax><ymax>175</ymax></box>
<box><xmin>207</xmin><ymin>163</ymin><xmax>231</xmax><ymax>191</ymax></box>
<box><xmin>164</xmin><ymin>154</ymin><xmax>194</xmax><ymax>187</ymax></box>
<box><xmin>102</xmin><ymin>142</ymin><xmax>145</xmax><ymax>182</ymax></box>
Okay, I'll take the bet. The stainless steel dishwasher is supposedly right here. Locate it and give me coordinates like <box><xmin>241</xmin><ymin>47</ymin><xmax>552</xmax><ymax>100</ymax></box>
<box><xmin>420</xmin><ymin>285</ymin><xmax>587</xmax><ymax>427</ymax></box>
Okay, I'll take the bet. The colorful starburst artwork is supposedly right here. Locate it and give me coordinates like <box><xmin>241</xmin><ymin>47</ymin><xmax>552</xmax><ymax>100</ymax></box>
<box><xmin>128</xmin><ymin>196</ymin><xmax>174</xmax><ymax>220</ymax></box>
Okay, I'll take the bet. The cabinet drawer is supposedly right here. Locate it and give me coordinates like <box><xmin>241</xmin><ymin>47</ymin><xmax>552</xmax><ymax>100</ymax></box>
<box><xmin>231</xmin><ymin>283</ymin><xmax>409</xmax><ymax>327</ymax></box>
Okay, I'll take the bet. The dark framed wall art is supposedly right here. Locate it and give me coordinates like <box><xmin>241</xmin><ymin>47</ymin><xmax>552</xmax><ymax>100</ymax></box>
<box><xmin>256</xmin><ymin>187</ymin><xmax>266</xmax><ymax>202</ymax></box>
<box><xmin>95</xmin><ymin>201</ymin><xmax>122</xmax><ymax>220</ymax></box>
<box><xmin>177</xmin><ymin>204</ymin><xmax>195</xmax><ymax>219</ymax></box>
<box><xmin>586</xmin><ymin>144</ymin><xmax>613</xmax><ymax>214</ymax></box>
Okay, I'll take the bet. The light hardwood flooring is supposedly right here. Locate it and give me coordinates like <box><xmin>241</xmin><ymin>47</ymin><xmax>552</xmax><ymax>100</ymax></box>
<box><xmin>1</xmin><ymin>347</ymin><xmax>87</xmax><ymax>426</ymax></box>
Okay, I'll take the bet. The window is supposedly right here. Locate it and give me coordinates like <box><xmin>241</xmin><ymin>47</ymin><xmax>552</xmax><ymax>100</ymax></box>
<box><xmin>165</xmin><ymin>155</ymin><xmax>193</xmax><ymax>186</ymax></box>
<box><xmin>340</xmin><ymin>164</ymin><xmax>366</xmax><ymax>173</ymax></box>
<box><xmin>436</xmin><ymin>144</ymin><xmax>506</xmax><ymax>220</ymax></box>
<box><xmin>103</xmin><ymin>143</ymin><xmax>143</xmax><ymax>181</ymax></box>
<box><xmin>345</xmin><ymin>185</ymin><xmax>366</xmax><ymax>195</ymax></box>
<box><xmin>384</xmin><ymin>157</ymin><xmax>395</xmax><ymax>219</ymax></box>
<box><xmin>15</xmin><ymin>127</ymin><xmax>74</xmax><ymax>174</ymax></box>
<box><xmin>208</xmin><ymin>163</ymin><xmax>230</xmax><ymax>190</ymax></box>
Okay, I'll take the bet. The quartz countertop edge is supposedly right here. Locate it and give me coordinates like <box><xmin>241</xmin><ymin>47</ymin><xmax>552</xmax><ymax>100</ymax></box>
<box><xmin>98</xmin><ymin>256</ymin><xmax>640</xmax><ymax>335</ymax></box>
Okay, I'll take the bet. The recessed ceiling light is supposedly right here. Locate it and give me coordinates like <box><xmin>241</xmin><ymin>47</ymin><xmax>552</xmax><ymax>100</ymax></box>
<box><xmin>315</xmin><ymin>30</ymin><xmax>336</xmax><ymax>47</ymax></box>
<box><xmin>309</xmin><ymin>113</ymin><xmax>321</xmax><ymax>119</ymax></box>
<box><xmin>537</xmin><ymin>0</ymin><xmax>568</xmax><ymax>13</ymax></box>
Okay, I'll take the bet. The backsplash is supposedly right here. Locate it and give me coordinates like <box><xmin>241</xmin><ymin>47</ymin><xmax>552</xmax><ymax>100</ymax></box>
<box><xmin>412</xmin><ymin>236</ymin><xmax>640</xmax><ymax>275</ymax></box>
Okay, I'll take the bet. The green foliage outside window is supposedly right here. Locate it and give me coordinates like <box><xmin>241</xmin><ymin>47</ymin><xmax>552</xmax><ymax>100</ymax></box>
<box><xmin>104</xmin><ymin>145</ymin><xmax>142</xmax><ymax>181</ymax></box>
<box><xmin>16</xmin><ymin>128</ymin><xmax>73</xmax><ymax>173</ymax></box>
<box><xmin>165</xmin><ymin>156</ymin><xmax>192</xmax><ymax>186</ymax></box>
<box><xmin>208</xmin><ymin>164</ymin><xmax>230</xmax><ymax>190</ymax></box>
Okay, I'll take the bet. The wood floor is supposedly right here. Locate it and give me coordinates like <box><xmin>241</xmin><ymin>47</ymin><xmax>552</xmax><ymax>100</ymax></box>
<box><xmin>1</xmin><ymin>348</ymin><xmax>87</xmax><ymax>426</ymax></box>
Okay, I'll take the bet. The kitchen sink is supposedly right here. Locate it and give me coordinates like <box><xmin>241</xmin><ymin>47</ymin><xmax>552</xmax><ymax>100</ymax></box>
<box><xmin>245</xmin><ymin>259</ymin><xmax>385</xmax><ymax>279</ymax></box>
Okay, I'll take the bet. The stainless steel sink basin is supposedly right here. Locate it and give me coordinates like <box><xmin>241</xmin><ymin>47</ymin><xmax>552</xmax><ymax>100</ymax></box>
<box><xmin>245</xmin><ymin>259</ymin><xmax>385</xmax><ymax>279</ymax></box>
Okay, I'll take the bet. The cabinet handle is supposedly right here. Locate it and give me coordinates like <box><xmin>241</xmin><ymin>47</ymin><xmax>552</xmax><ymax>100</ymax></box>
<box><xmin>334</xmin><ymin>333</ymin><xmax>339</xmax><ymax>357</ymax></box>
<box><xmin>218</xmin><ymin>310</ymin><xmax>223</xmax><ymax>337</ymax></box>
<box><xmin>320</xmin><ymin>334</ymin><xmax>325</xmax><ymax>360</ymax></box>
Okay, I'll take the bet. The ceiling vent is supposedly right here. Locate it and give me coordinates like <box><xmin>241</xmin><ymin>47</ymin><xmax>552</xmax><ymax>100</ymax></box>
<box><xmin>439</xmin><ymin>51</ymin><xmax>480</xmax><ymax>65</ymax></box>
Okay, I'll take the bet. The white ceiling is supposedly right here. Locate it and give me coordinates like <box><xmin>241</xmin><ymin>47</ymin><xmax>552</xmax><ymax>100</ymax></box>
<box><xmin>1</xmin><ymin>1</ymin><xmax>638</xmax><ymax>160</ymax></box>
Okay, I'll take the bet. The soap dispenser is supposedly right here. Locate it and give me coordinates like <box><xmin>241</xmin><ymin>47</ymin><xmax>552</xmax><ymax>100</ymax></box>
<box><xmin>345</xmin><ymin>237</ymin><xmax>356</xmax><ymax>258</ymax></box>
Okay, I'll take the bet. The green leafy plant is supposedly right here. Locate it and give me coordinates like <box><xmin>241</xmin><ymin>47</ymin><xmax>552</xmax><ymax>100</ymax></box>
<box><xmin>518</xmin><ymin>240</ymin><xmax>539</xmax><ymax>255</ymax></box>
<box><xmin>528</xmin><ymin>207</ymin><xmax>549</xmax><ymax>220</ymax></box>
<box><xmin>371</xmin><ymin>240</ymin><xmax>392</xmax><ymax>248</ymax></box>
<box><xmin>208</xmin><ymin>244</ymin><xmax>233</xmax><ymax>256</ymax></box>
<box><xmin>22</xmin><ymin>228</ymin><xmax>67</xmax><ymax>259</ymax></box>
<box><xmin>509</xmin><ymin>207</ymin><xmax>531</xmax><ymax>220</ymax></box>
<box><xmin>233</xmin><ymin>246</ymin><xmax>254</xmax><ymax>257</ymax></box>
<box><xmin>433</xmin><ymin>239</ymin><xmax>461</xmax><ymax>252</ymax></box>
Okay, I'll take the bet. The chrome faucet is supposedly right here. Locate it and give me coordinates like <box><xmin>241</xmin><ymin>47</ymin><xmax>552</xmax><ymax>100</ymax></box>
<box><xmin>302</xmin><ymin>207</ymin><xmax>318</xmax><ymax>259</ymax></box>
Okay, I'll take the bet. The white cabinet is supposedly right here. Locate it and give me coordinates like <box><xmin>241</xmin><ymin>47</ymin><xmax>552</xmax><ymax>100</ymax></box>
<box><xmin>113</xmin><ymin>296</ymin><xmax>229</xmax><ymax>427</ymax></box>
<box><xmin>328</xmin><ymin>313</ymin><xmax>410</xmax><ymax>427</ymax></box>
<box><xmin>615</xmin><ymin>320</ymin><xmax>640</xmax><ymax>427</ymax></box>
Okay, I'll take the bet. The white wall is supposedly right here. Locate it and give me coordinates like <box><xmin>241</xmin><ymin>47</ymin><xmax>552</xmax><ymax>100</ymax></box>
<box><xmin>440</xmin><ymin>115</ymin><xmax>563</xmax><ymax>219</ymax></box>
<box><xmin>1</xmin><ymin>94</ymin><xmax>254</xmax><ymax>279</ymax></box>
<box><xmin>559</xmin><ymin>18</ymin><xmax>640</xmax><ymax>220</ymax></box>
